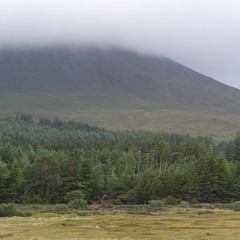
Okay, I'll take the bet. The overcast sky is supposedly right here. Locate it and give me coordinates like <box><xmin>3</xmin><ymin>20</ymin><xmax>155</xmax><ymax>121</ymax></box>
<box><xmin>0</xmin><ymin>0</ymin><xmax>239</xmax><ymax>88</ymax></box>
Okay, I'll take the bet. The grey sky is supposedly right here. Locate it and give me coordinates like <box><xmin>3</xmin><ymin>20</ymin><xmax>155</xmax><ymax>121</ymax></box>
<box><xmin>0</xmin><ymin>0</ymin><xmax>239</xmax><ymax>88</ymax></box>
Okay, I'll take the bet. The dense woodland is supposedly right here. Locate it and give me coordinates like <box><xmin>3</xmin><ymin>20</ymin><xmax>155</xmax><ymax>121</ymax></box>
<box><xmin>0</xmin><ymin>114</ymin><xmax>240</xmax><ymax>205</ymax></box>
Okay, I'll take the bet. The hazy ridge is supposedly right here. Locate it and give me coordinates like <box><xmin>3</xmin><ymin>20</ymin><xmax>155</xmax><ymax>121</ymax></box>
<box><xmin>1</xmin><ymin>47</ymin><xmax>240</xmax><ymax>139</ymax></box>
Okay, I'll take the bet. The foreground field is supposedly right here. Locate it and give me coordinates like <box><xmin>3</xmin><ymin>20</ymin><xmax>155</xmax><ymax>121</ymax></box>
<box><xmin>0</xmin><ymin>209</ymin><xmax>240</xmax><ymax>240</ymax></box>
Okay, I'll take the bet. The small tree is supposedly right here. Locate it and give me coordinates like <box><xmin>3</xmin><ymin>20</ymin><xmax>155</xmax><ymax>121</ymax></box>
<box><xmin>65</xmin><ymin>190</ymin><xmax>85</xmax><ymax>202</ymax></box>
<box><xmin>65</xmin><ymin>190</ymin><xmax>87</xmax><ymax>210</ymax></box>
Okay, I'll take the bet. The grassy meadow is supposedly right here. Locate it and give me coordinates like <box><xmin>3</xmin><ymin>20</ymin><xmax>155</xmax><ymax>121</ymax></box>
<box><xmin>0</xmin><ymin>205</ymin><xmax>240</xmax><ymax>240</ymax></box>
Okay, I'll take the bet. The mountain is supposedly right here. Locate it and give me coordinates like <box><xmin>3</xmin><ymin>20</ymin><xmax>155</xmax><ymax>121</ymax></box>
<box><xmin>1</xmin><ymin>47</ymin><xmax>240</xmax><ymax>139</ymax></box>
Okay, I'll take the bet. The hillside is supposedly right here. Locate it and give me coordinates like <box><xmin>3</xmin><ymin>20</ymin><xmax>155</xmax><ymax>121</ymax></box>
<box><xmin>1</xmin><ymin>47</ymin><xmax>240</xmax><ymax>139</ymax></box>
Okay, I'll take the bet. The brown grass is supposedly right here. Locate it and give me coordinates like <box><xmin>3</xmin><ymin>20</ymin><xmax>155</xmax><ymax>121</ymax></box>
<box><xmin>0</xmin><ymin>207</ymin><xmax>240</xmax><ymax>240</ymax></box>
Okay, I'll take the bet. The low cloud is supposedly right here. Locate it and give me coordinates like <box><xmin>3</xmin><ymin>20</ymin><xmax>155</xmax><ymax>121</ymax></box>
<box><xmin>0</xmin><ymin>0</ymin><xmax>240</xmax><ymax>88</ymax></box>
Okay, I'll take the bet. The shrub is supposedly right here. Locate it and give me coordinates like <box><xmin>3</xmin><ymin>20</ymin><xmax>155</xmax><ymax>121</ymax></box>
<box><xmin>163</xmin><ymin>196</ymin><xmax>181</xmax><ymax>205</ymax></box>
<box><xmin>0</xmin><ymin>203</ymin><xmax>17</xmax><ymax>217</ymax></box>
<box><xmin>16</xmin><ymin>212</ymin><xmax>32</xmax><ymax>217</ymax></box>
<box><xmin>179</xmin><ymin>201</ymin><xmax>190</xmax><ymax>208</ymax></box>
<box><xmin>226</xmin><ymin>201</ymin><xmax>240</xmax><ymax>211</ymax></box>
<box><xmin>65</xmin><ymin>190</ymin><xmax>86</xmax><ymax>202</ymax></box>
<box><xmin>148</xmin><ymin>200</ymin><xmax>165</xmax><ymax>210</ymax></box>
<box><xmin>65</xmin><ymin>190</ymin><xmax>88</xmax><ymax>210</ymax></box>
<box><xmin>68</xmin><ymin>199</ymin><xmax>88</xmax><ymax>210</ymax></box>
<box><xmin>50</xmin><ymin>204</ymin><xmax>70</xmax><ymax>213</ymax></box>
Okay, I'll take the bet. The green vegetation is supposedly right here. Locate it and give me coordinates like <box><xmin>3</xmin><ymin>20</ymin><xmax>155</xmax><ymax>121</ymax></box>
<box><xmin>0</xmin><ymin>203</ymin><xmax>17</xmax><ymax>217</ymax></box>
<box><xmin>148</xmin><ymin>200</ymin><xmax>165</xmax><ymax>210</ymax></box>
<box><xmin>1</xmin><ymin>48</ymin><xmax>240</xmax><ymax>140</ymax></box>
<box><xmin>225</xmin><ymin>201</ymin><xmax>240</xmax><ymax>211</ymax></box>
<box><xmin>0</xmin><ymin>115</ymin><xmax>239</xmax><ymax>205</ymax></box>
<box><xmin>2</xmin><ymin>91</ymin><xmax>240</xmax><ymax>140</ymax></box>
<box><xmin>2</xmin><ymin>48</ymin><xmax>240</xmax><ymax>239</ymax></box>
<box><xmin>0</xmin><ymin>206</ymin><xmax>240</xmax><ymax>240</ymax></box>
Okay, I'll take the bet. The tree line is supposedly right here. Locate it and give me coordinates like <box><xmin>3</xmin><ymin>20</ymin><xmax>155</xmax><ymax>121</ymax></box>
<box><xmin>0</xmin><ymin>114</ymin><xmax>239</xmax><ymax>204</ymax></box>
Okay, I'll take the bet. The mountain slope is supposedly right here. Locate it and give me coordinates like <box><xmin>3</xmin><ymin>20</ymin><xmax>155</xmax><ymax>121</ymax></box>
<box><xmin>1</xmin><ymin>47</ymin><xmax>240</xmax><ymax>139</ymax></box>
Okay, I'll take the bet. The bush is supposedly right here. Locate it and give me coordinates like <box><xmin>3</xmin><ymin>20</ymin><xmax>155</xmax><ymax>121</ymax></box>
<box><xmin>49</xmin><ymin>204</ymin><xmax>70</xmax><ymax>213</ymax></box>
<box><xmin>226</xmin><ymin>201</ymin><xmax>240</xmax><ymax>211</ymax></box>
<box><xmin>0</xmin><ymin>203</ymin><xmax>17</xmax><ymax>217</ymax></box>
<box><xmin>16</xmin><ymin>212</ymin><xmax>32</xmax><ymax>217</ymax></box>
<box><xmin>65</xmin><ymin>190</ymin><xmax>88</xmax><ymax>210</ymax></box>
<box><xmin>179</xmin><ymin>201</ymin><xmax>190</xmax><ymax>208</ymax></box>
<box><xmin>163</xmin><ymin>196</ymin><xmax>181</xmax><ymax>205</ymax></box>
<box><xmin>148</xmin><ymin>200</ymin><xmax>165</xmax><ymax>210</ymax></box>
<box><xmin>65</xmin><ymin>190</ymin><xmax>86</xmax><ymax>202</ymax></box>
<box><xmin>68</xmin><ymin>199</ymin><xmax>88</xmax><ymax>210</ymax></box>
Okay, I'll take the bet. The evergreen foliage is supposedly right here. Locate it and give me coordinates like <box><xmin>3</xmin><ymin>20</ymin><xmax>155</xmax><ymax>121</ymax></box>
<box><xmin>0</xmin><ymin>203</ymin><xmax>17</xmax><ymax>217</ymax></box>
<box><xmin>0</xmin><ymin>115</ymin><xmax>239</xmax><ymax>204</ymax></box>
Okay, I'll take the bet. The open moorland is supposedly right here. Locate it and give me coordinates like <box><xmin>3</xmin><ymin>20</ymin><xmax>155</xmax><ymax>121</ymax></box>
<box><xmin>0</xmin><ymin>205</ymin><xmax>240</xmax><ymax>240</ymax></box>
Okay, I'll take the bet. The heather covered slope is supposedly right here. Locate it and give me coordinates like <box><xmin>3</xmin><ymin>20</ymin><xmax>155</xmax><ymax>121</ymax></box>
<box><xmin>1</xmin><ymin>47</ymin><xmax>240</xmax><ymax>139</ymax></box>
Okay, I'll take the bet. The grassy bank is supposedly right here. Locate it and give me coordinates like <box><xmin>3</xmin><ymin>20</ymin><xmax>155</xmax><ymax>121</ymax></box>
<box><xmin>0</xmin><ymin>205</ymin><xmax>240</xmax><ymax>240</ymax></box>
